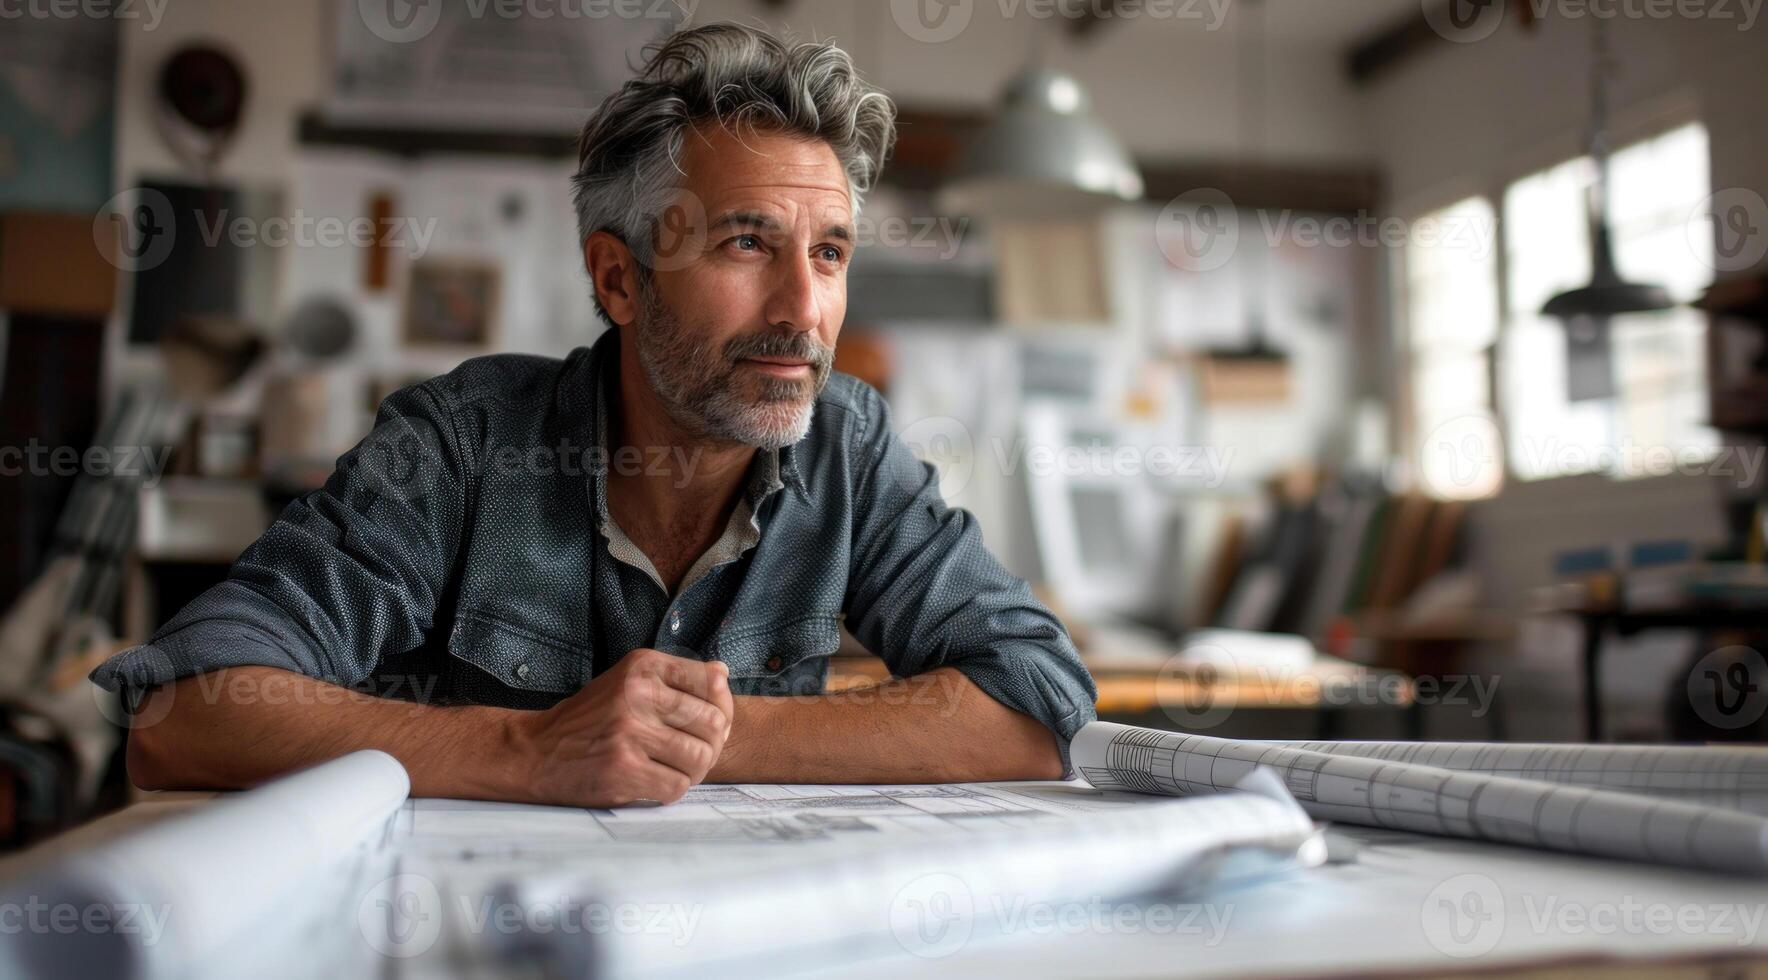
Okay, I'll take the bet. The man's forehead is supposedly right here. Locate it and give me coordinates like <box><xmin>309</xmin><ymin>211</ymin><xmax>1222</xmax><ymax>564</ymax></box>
<box><xmin>678</xmin><ymin>123</ymin><xmax>852</xmax><ymax>205</ymax></box>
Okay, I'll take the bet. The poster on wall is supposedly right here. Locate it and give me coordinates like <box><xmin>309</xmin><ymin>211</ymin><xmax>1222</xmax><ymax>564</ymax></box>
<box><xmin>404</xmin><ymin>259</ymin><xmax>500</xmax><ymax>349</ymax></box>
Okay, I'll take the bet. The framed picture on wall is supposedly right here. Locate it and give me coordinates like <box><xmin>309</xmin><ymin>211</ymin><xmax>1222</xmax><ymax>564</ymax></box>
<box><xmin>404</xmin><ymin>259</ymin><xmax>499</xmax><ymax>348</ymax></box>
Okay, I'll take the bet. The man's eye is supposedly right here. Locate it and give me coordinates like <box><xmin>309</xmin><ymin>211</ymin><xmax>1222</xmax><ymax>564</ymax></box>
<box><xmin>732</xmin><ymin>234</ymin><xmax>762</xmax><ymax>251</ymax></box>
<box><xmin>816</xmin><ymin>246</ymin><xmax>844</xmax><ymax>263</ymax></box>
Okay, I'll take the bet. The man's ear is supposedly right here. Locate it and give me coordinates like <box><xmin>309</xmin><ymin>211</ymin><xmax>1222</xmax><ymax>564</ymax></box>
<box><xmin>584</xmin><ymin>230</ymin><xmax>641</xmax><ymax>327</ymax></box>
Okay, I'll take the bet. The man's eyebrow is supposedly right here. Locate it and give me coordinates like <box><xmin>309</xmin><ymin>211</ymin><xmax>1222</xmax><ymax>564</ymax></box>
<box><xmin>709</xmin><ymin>210</ymin><xmax>784</xmax><ymax>235</ymax></box>
<box><xmin>709</xmin><ymin>210</ymin><xmax>855</xmax><ymax>243</ymax></box>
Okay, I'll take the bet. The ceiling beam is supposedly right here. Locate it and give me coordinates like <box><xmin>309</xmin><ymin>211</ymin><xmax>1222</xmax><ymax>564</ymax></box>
<box><xmin>1346</xmin><ymin>0</ymin><xmax>1534</xmax><ymax>86</ymax></box>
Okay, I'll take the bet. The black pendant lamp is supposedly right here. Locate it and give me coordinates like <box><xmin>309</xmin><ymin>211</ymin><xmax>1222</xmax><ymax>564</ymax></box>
<box><xmin>1541</xmin><ymin>15</ymin><xmax>1673</xmax><ymax>401</ymax></box>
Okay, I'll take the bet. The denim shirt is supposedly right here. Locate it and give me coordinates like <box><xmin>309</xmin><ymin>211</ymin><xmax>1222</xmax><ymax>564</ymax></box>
<box><xmin>91</xmin><ymin>329</ymin><xmax>1098</xmax><ymax>765</ymax></box>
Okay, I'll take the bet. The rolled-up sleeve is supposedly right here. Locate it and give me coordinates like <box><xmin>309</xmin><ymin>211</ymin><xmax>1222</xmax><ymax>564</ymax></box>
<box><xmin>90</xmin><ymin>381</ymin><xmax>469</xmax><ymax>703</ymax></box>
<box><xmin>841</xmin><ymin>386</ymin><xmax>1098</xmax><ymax>770</ymax></box>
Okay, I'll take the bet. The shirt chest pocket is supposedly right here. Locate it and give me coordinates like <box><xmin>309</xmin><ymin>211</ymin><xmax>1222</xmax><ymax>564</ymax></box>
<box><xmin>447</xmin><ymin>609</ymin><xmax>591</xmax><ymax>697</ymax></box>
<box><xmin>711</xmin><ymin>612</ymin><xmax>842</xmax><ymax>696</ymax></box>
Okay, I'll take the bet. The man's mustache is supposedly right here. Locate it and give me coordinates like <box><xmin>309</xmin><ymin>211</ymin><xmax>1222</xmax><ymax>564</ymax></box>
<box><xmin>722</xmin><ymin>332</ymin><xmax>834</xmax><ymax>373</ymax></box>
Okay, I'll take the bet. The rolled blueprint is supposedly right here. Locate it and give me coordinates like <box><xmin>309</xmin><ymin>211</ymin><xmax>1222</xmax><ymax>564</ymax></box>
<box><xmin>0</xmin><ymin>750</ymin><xmax>410</xmax><ymax>980</ymax></box>
<box><xmin>1074</xmin><ymin>722</ymin><xmax>1768</xmax><ymax>875</ymax></box>
<box><xmin>1276</xmin><ymin>739</ymin><xmax>1768</xmax><ymax>816</ymax></box>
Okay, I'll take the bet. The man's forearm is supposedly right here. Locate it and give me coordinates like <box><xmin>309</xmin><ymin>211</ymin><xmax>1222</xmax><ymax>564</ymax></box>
<box><xmin>127</xmin><ymin>667</ymin><xmax>530</xmax><ymax>800</ymax></box>
<box><xmin>128</xmin><ymin>664</ymin><xmax>1065</xmax><ymax>799</ymax></box>
<box><xmin>709</xmin><ymin>667</ymin><xmax>1065</xmax><ymax>783</ymax></box>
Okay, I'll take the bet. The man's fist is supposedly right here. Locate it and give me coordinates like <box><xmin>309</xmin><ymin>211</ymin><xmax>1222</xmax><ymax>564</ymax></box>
<box><xmin>513</xmin><ymin>647</ymin><xmax>733</xmax><ymax>807</ymax></box>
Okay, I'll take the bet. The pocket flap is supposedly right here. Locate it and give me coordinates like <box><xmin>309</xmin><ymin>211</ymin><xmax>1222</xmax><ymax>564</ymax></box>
<box><xmin>447</xmin><ymin>610</ymin><xmax>587</xmax><ymax>693</ymax></box>
<box><xmin>712</xmin><ymin>613</ymin><xmax>841</xmax><ymax>679</ymax></box>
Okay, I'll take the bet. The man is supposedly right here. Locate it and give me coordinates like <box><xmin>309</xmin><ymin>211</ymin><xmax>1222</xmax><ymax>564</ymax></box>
<box><xmin>93</xmin><ymin>24</ymin><xmax>1097</xmax><ymax>807</ymax></box>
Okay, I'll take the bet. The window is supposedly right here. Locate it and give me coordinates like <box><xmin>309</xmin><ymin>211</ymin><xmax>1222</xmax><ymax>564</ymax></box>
<box><xmin>1405</xmin><ymin>196</ymin><xmax>1502</xmax><ymax>500</ymax></box>
<box><xmin>1498</xmin><ymin>122</ymin><xmax>1716</xmax><ymax>481</ymax></box>
<box><xmin>1404</xmin><ymin>122</ymin><xmax>1717</xmax><ymax>496</ymax></box>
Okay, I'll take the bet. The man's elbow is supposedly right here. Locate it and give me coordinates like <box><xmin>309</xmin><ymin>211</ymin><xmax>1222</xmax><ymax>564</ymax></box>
<box><xmin>982</xmin><ymin>708</ymin><xmax>1066</xmax><ymax>780</ymax></box>
<box><xmin>1013</xmin><ymin>727</ymin><xmax>1066</xmax><ymax>781</ymax></box>
<box><xmin>123</xmin><ymin>682</ymin><xmax>202</xmax><ymax>791</ymax></box>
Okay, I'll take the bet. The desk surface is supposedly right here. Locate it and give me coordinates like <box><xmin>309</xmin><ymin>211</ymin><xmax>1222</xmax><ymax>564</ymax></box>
<box><xmin>20</xmin><ymin>781</ymin><xmax>1768</xmax><ymax>980</ymax></box>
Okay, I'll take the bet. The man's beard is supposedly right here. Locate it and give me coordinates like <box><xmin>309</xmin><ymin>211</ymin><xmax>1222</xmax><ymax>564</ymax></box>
<box><xmin>630</xmin><ymin>280</ymin><xmax>834</xmax><ymax>450</ymax></box>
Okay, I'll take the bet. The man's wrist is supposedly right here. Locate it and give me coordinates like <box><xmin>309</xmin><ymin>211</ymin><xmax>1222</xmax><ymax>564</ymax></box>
<box><xmin>402</xmin><ymin>703</ymin><xmax>538</xmax><ymax>802</ymax></box>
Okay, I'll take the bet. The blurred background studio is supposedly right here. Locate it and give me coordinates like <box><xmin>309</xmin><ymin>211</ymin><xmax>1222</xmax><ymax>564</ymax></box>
<box><xmin>0</xmin><ymin>0</ymin><xmax>1764</xmax><ymax>843</ymax></box>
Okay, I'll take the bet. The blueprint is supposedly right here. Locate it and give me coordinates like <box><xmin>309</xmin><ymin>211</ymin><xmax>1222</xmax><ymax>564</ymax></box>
<box><xmin>1072</xmin><ymin>722</ymin><xmax>1768</xmax><ymax>875</ymax></box>
<box><xmin>479</xmin><ymin>772</ymin><xmax>1323</xmax><ymax>979</ymax></box>
<box><xmin>1280</xmin><ymin>739</ymin><xmax>1768</xmax><ymax>816</ymax></box>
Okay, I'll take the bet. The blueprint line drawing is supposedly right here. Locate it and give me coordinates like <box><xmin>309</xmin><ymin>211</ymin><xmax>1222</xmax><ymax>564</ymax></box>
<box><xmin>1277</xmin><ymin>740</ymin><xmax>1768</xmax><ymax>816</ymax></box>
<box><xmin>1071</xmin><ymin>722</ymin><xmax>1768</xmax><ymax>875</ymax></box>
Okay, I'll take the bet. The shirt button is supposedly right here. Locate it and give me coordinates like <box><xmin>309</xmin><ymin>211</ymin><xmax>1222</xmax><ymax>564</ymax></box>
<box><xmin>669</xmin><ymin>610</ymin><xmax>681</xmax><ymax>634</ymax></box>
<box><xmin>766</xmin><ymin>655</ymin><xmax>782</xmax><ymax>672</ymax></box>
<box><xmin>514</xmin><ymin>663</ymin><xmax>531</xmax><ymax>681</ymax></box>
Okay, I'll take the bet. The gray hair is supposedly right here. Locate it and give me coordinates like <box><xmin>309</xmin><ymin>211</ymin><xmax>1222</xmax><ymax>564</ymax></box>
<box><xmin>572</xmin><ymin>23</ymin><xmax>897</xmax><ymax>327</ymax></box>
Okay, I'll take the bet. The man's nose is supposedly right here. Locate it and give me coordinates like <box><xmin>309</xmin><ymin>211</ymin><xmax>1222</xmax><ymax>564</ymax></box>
<box><xmin>764</xmin><ymin>250</ymin><xmax>822</xmax><ymax>334</ymax></box>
